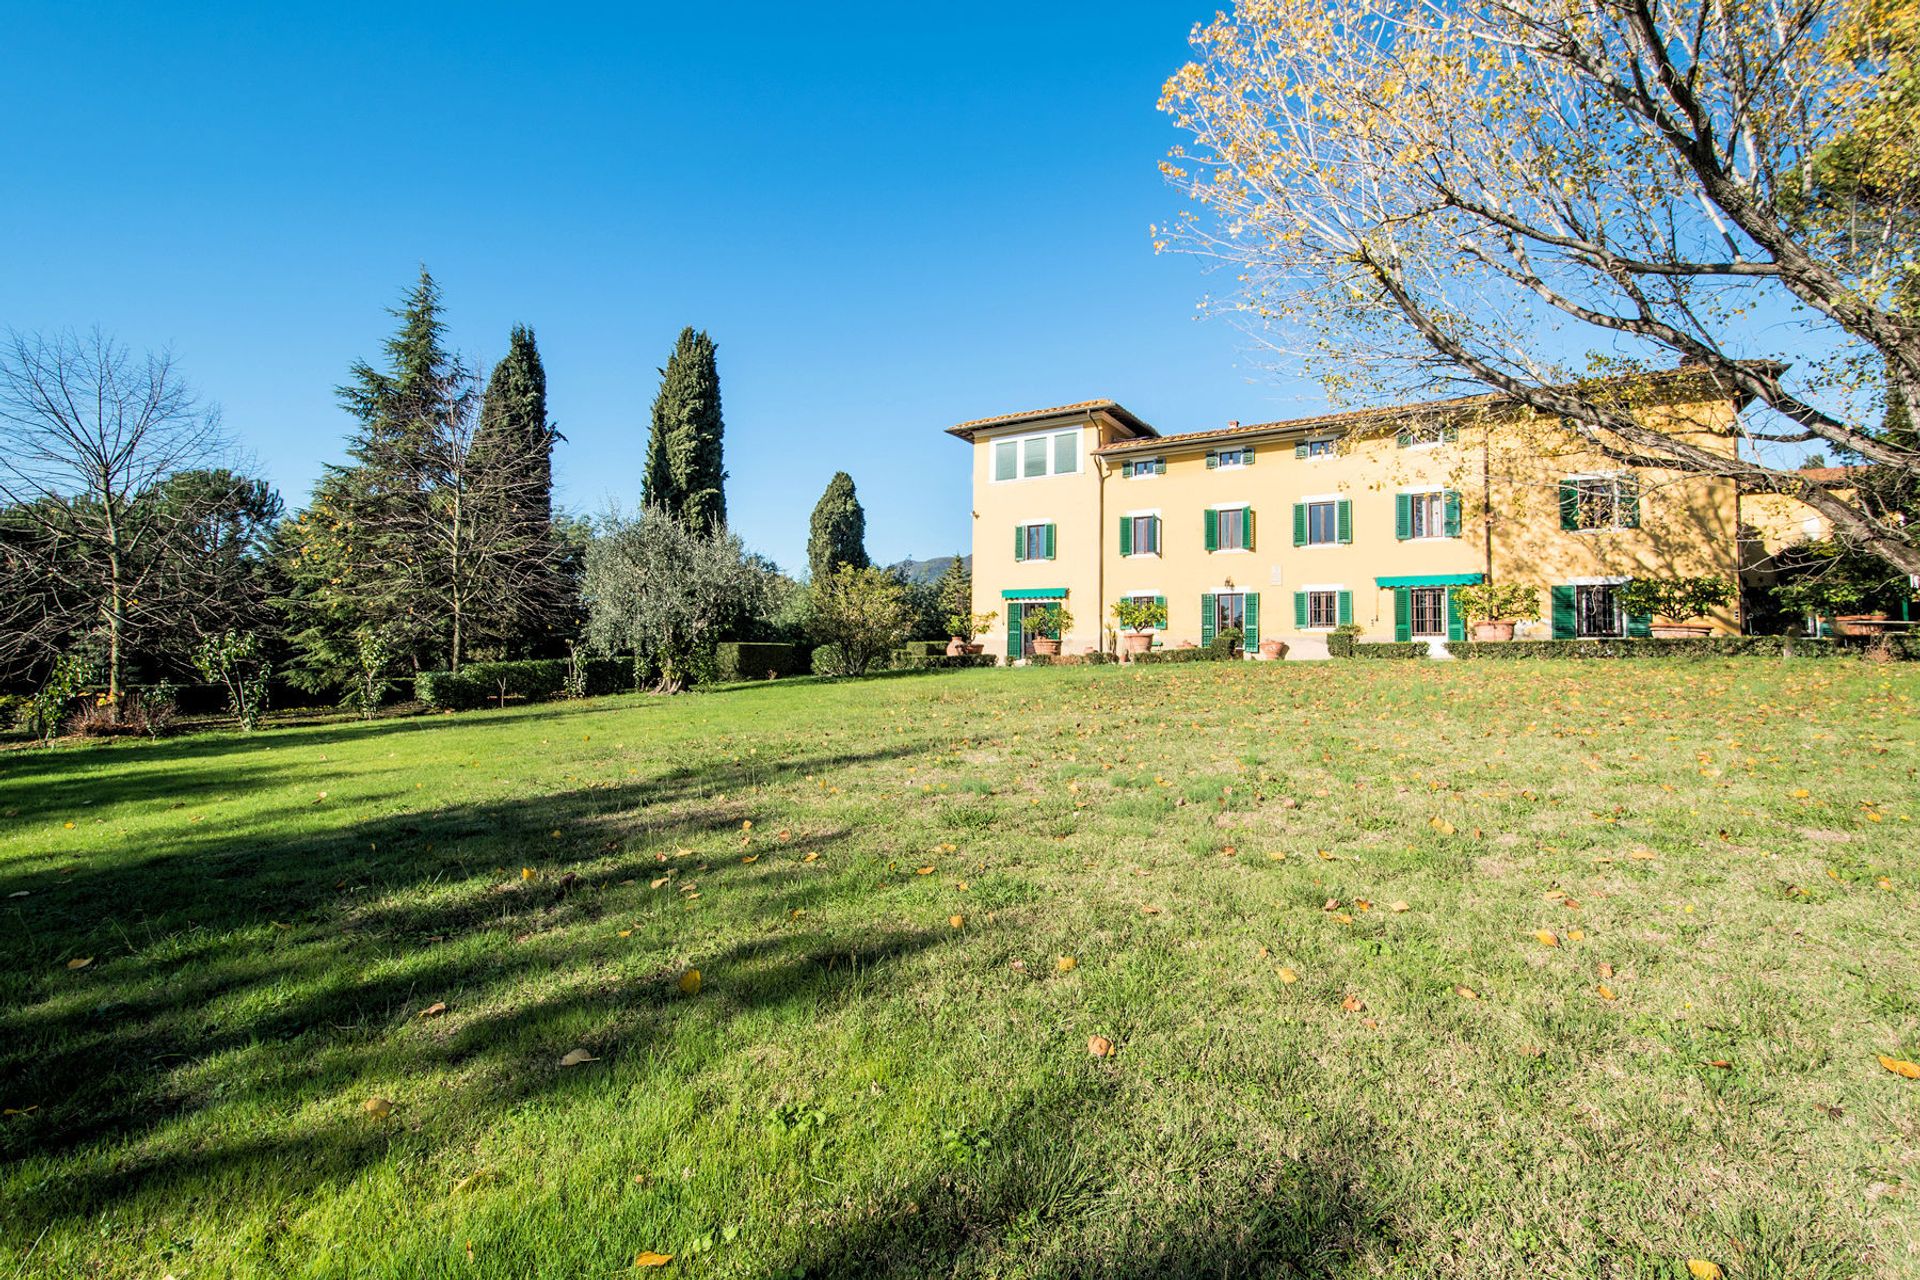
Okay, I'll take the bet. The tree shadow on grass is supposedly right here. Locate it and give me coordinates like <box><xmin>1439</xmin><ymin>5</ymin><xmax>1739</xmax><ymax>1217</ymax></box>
<box><xmin>0</xmin><ymin>736</ymin><xmax>936</xmax><ymax>1233</ymax></box>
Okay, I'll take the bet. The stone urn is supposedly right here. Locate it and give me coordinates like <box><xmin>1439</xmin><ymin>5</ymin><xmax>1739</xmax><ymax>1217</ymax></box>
<box><xmin>1258</xmin><ymin>638</ymin><xmax>1288</xmax><ymax>660</ymax></box>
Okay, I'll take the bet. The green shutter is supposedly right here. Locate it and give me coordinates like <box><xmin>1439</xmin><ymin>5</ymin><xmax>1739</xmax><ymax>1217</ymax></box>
<box><xmin>1243</xmin><ymin>447</ymin><xmax>1255</xmax><ymax>465</ymax></box>
<box><xmin>1394</xmin><ymin>587</ymin><xmax>1411</xmax><ymax>641</ymax></box>
<box><xmin>1014</xmin><ymin>526</ymin><xmax>1025</xmax><ymax>562</ymax></box>
<box><xmin>1558</xmin><ymin>482</ymin><xmax>1579</xmax><ymax>531</ymax></box>
<box><xmin>1204</xmin><ymin>508</ymin><xmax>1219</xmax><ymax>552</ymax></box>
<box><xmin>1337</xmin><ymin>590</ymin><xmax>1354</xmax><ymax>626</ymax></box>
<box><xmin>1395</xmin><ymin>493</ymin><xmax>1412</xmax><ymax>541</ymax></box>
<box><xmin>1396</xmin><ymin>428</ymin><xmax>1411</xmax><ymax>449</ymax></box>
<box><xmin>1292</xmin><ymin>503</ymin><xmax>1307</xmax><ymax>547</ymax></box>
<box><xmin>1446</xmin><ymin>588</ymin><xmax>1465</xmax><ymax>642</ymax></box>
<box><xmin>1293</xmin><ymin>591</ymin><xmax>1308</xmax><ymax>629</ymax></box>
<box><xmin>1337</xmin><ymin>499</ymin><xmax>1353</xmax><ymax>544</ymax></box>
<box><xmin>1294</xmin><ymin>442</ymin><xmax>1308</xmax><ymax>459</ymax></box>
<box><xmin>1119</xmin><ymin>516</ymin><xmax>1132</xmax><ymax>557</ymax></box>
<box><xmin>1007</xmin><ymin>605</ymin><xmax>1023</xmax><ymax>659</ymax></box>
<box><xmin>1618</xmin><ymin>477</ymin><xmax>1641</xmax><ymax>528</ymax></box>
<box><xmin>1550</xmin><ymin>585</ymin><xmax>1576</xmax><ymax>638</ymax></box>
<box><xmin>1444</xmin><ymin>490</ymin><xmax>1462</xmax><ymax>538</ymax></box>
<box><xmin>1200</xmin><ymin>594</ymin><xmax>1216</xmax><ymax>646</ymax></box>
<box><xmin>1627</xmin><ymin>606</ymin><xmax>1652</xmax><ymax>637</ymax></box>
<box><xmin>1120</xmin><ymin>461</ymin><xmax>1131</xmax><ymax>478</ymax></box>
<box><xmin>1154</xmin><ymin>458</ymin><xmax>1166</xmax><ymax>476</ymax></box>
<box><xmin>1154</xmin><ymin>594</ymin><xmax>1167</xmax><ymax>630</ymax></box>
<box><xmin>1044</xmin><ymin>523</ymin><xmax>1057</xmax><ymax>560</ymax></box>
<box><xmin>1441</xmin><ymin>425</ymin><xmax>1459</xmax><ymax>444</ymax></box>
<box><xmin>1152</xmin><ymin>516</ymin><xmax>1162</xmax><ymax>555</ymax></box>
<box><xmin>1243</xmin><ymin>506</ymin><xmax>1256</xmax><ymax>551</ymax></box>
<box><xmin>1205</xmin><ymin>451</ymin><xmax>1218</xmax><ymax>470</ymax></box>
<box><xmin>1245</xmin><ymin>593</ymin><xmax>1260</xmax><ymax>648</ymax></box>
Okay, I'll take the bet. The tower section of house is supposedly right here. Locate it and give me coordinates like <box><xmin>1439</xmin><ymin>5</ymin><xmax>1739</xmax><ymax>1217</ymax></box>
<box><xmin>945</xmin><ymin>401</ymin><xmax>1156</xmax><ymax>659</ymax></box>
<box><xmin>948</xmin><ymin>370</ymin><xmax>1751</xmax><ymax>659</ymax></box>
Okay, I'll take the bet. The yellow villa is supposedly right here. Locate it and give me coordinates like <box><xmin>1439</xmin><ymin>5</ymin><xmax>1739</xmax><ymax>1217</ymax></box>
<box><xmin>946</xmin><ymin>368</ymin><xmax>1759</xmax><ymax>660</ymax></box>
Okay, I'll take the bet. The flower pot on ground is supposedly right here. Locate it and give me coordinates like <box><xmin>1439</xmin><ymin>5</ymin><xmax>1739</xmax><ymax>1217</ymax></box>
<box><xmin>1110</xmin><ymin>597</ymin><xmax>1167</xmax><ymax>661</ymax></box>
<box><xmin>1031</xmin><ymin>636</ymin><xmax>1061</xmax><ymax>656</ymax></box>
<box><xmin>1452</xmin><ymin>582</ymin><xmax>1541</xmax><ymax>639</ymax></box>
<box><xmin>1616</xmin><ymin>576</ymin><xmax>1736</xmax><ymax>636</ymax></box>
<box><xmin>1258</xmin><ymin>638</ymin><xmax>1288</xmax><ymax>659</ymax></box>
<box><xmin>1023</xmin><ymin>602</ymin><xmax>1072</xmax><ymax>658</ymax></box>
<box><xmin>1835</xmin><ymin>612</ymin><xmax>1893</xmax><ymax>636</ymax></box>
<box><xmin>944</xmin><ymin>609</ymin><xmax>998</xmax><ymax>655</ymax></box>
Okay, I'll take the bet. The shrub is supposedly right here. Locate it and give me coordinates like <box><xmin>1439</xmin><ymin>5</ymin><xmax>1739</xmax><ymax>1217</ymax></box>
<box><xmin>193</xmin><ymin>630</ymin><xmax>271</xmax><ymax>730</ymax></box>
<box><xmin>1024</xmin><ymin>651</ymin><xmax>1116</xmax><ymax>667</ymax></box>
<box><xmin>1615</xmin><ymin>576</ymin><xmax>1736</xmax><ymax>624</ymax></box>
<box><xmin>462</xmin><ymin>659</ymin><xmax>567</xmax><ymax>706</ymax></box>
<box><xmin>0</xmin><ymin>693</ymin><xmax>26</xmax><ymax>732</ymax></box>
<box><xmin>893</xmin><ymin>640</ymin><xmax>949</xmax><ymax>659</ymax></box>
<box><xmin>1112</xmin><ymin>597</ymin><xmax>1167</xmax><ymax>635</ymax></box>
<box><xmin>714</xmin><ymin>642</ymin><xmax>810</xmax><ymax>682</ymax></box>
<box><xmin>1326</xmin><ymin>624</ymin><xmax>1363</xmax><ymax>658</ymax></box>
<box><xmin>68</xmin><ymin>686</ymin><xmax>178</xmax><ymax>738</ymax></box>
<box><xmin>891</xmin><ymin>653</ymin><xmax>998</xmax><ymax>671</ymax></box>
<box><xmin>810</xmin><ymin>565</ymin><xmax>915</xmax><ymax>676</ymax></box>
<box><xmin>1447</xmin><ymin>636</ymin><xmax>1872</xmax><ymax>660</ymax></box>
<box><xmin>1348</xmin><ymin>641</ymin><xmax>1431</xmax><ymax>659</ymax></box>
<box><xmin>415</xmin><ymin>669</ymin><xmax>490</xmax><ymax>710</ymax></box>
<box><xmin>1451</xmin><ymin>581</ymin><xmax>1542</xmax><ymax>626</ymax></box>
<box><xmin>1131</xmin><ymin>646</ymin><xmax>1231</xmax><ymax>664</ymax></box>
<box><xmin>811</xmin><ymin>644</ymin><xmax>848</xmax><ymax>677</ymax></box>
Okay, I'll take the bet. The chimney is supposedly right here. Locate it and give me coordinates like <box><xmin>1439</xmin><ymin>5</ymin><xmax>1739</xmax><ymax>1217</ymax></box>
<box><xmin>1227</xmin><ymin>419</ymin><xmax>1240</xmax><ymax>428</ymax></box>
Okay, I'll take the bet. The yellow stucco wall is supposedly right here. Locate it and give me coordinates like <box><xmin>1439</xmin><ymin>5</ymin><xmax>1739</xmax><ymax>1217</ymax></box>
<box><xmin>959</xmin><ymin>390</ymin><xmax>1748</xmax><ymax>656</ymax></box>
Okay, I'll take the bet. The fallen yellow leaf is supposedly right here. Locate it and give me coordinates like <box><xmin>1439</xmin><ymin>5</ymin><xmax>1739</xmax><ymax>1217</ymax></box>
<box><xmin>1533</xmin><ymin>929</ymin><xmax>1559</xmax><ymax>948</ymax></box>
<box><xmin>802</xmin><ymin>852</ymin><xmax>820</xmax><ymax>863</ymax></box>
<box><xmin>678</xmin><ymin>969</ymin><xmax>702</xmax><ymax>996</ymax></box>
<box><xmin>1686</xmin><ymin>1261</ymin><xmax>1723</xmax><ymax>1280</ymax></box>
<box><xmin>916</xmin><ymin>866</ymin><xmax>934</xmax><ymax>875</ymax></box>
<box><xmin>419</xmin><ymin>1001</ymin><xmax>448</xmax><ymax>1019</ymax></box>
<box><xmin>1087</xmin><ymin>1035</ymin><xmax>1115</xmax><ymax>1058</ymax></box>
<box><xmin>65</xmin><ymin>956</ymin><xmax>92</xmax><ymax>971</ymax></box>
<box><xmin>1388</xmin><ymin>900</ymin><xmax>1409</xmax><ymax>913</ymax></box>
<box><xmin>1596</xmin><ymin>984</ymin><xmax>1617</xmax><ymax>1001</ymax></box>
<box><xmin>521</xmin><ymin>867</ymin><xmax>535</xmax><ymax>881</ymax></box>
<box><xmin>1277</xmin><ymin>966</ymin><xmax>1299</xmax><ymax>984</ymax></box>
<box><xmin>1454</xmin><ymin>985</ymin><xmax>1480</xmax><ymax>1000</ymax></box>
<box><xmin>363</xmin><ymin>1097</ymin><xmax>393</xmax><ymax>1118</ymax></box>
<box><xmin>1057</xmin><ymin>956</ymin><xmax>1077</xmax><ymax>972</ymax></box>
<box><xmin>1341</xmin><ymin>993</ymin><xmax>1365</xmax><ymax>1012</ymax></box>
<box><xmin>1879</xmin><ymin>1054</ymin><xmax>1920</xmax><ymax>1079</ymax></box>
<box><xmin>949</xmin><ymin>914</ymin><xmax>965</xmax><ymax>929</ymax></box>
<box><xmin>634</xmin><ymin>1251</ymin><xmax>673</xmax><ymax>1267</ymax></box>
<box><xmin>559</xmin><ymin>1049</ymin><xmax>599</xmax><ymax>1067</ymax></box>
<box><xmin>1566</xmin><ymin>928</ymin><xmax>1585</xmax><ymax>942</ymax></box>
<box><xmin>1429</xmin><ymin>817</ymin><xmax>1456</xmax><ymax>835</ymax></box>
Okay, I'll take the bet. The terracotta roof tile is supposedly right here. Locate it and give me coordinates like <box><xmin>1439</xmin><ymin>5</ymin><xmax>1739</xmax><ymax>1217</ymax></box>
<box><xmin>945</xmin><ymin>400</ymin><xmax>1156</xmax><ymax>439</ymax></box>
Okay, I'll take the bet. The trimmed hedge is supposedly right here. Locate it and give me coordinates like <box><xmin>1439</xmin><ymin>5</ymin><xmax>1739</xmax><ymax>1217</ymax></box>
<box><xmin>1025</xmin><ymin>652</ymin><xmax>1117</xmax><ymax>667</ymax></box>
<box><xmin>416</xmin><ymin>656</ymin><xmax>640</xmax><ymax>711</ymax></box>
<box><xmin>1447</xmin><ymin>635</ymin><xmax>1872</xmax><ymax>660</ymax></box>
<box><xmin>715</xmin><ymin>642</ymin><xmax>810</xmax><ymax>682</ymax></box>
<box><xmin>1347</xmin><ymin>641</ymin><xmax>1431</xmax><ymax>659</ymax></box>
<box><xmin>1130</xmin><ymin>647</ymin><xmax>1232</xmax><ymax>664</ymax></box>
<box><xmin>893</xmin><ymin>653</ymin><xmax>998</xmax><ymax>671</ymax></box>
<box><xmin>1325</xmin><ymin>625</ymin><xmax>1363</xmax><ymax>658</ymax></box>
<box><xmin>894</xmin><ymin>640</ymin><xmax>950</xmax><ymax>659</ymax></box>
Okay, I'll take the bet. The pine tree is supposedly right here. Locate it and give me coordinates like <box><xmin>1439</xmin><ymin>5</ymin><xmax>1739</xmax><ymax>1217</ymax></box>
<box><xmin>807</xmin><ymin>471</ymin><xmax>869</xmax><ymax>583</ymax></box>
<box><xmin>641</xmin><ymin>327</ymin><xmax>726</xmax><ymax>526</ymax></box>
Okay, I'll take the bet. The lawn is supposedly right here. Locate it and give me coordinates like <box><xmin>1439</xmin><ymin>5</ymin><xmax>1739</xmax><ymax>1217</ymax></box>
<box><xmin>2</xmin><ymin>660</ymin><xmax>1917</xmax><ymax>1279</ymax></box>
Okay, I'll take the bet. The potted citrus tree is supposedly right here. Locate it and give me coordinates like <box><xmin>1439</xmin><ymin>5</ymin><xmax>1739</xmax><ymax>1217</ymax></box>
<box><xmin>1452</xmin><ymin>581</ymin><xmax>1540</xmax><ymax>641</ymax></box>
<box><xmin>945</xmin><ymin>609</ymin><xmax>997</xmax><ymax>656</ymax></box>
<box><xmin>1025</xmin><ymin>602</ymin><xmax>1072</xmax><ymax>657</ymax></box>
<box><xmin>1110</xmin><ymin>597</ymin><xmax>1166</xmax><ymax>659</ymax></box>
<box><xmin>1616</xmin><ymin>576</ymin><xmax>1735</xmax><ymax>638</ymax></box>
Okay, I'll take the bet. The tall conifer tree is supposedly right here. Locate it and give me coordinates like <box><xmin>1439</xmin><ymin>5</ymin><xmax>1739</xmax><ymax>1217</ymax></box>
<box><xmin>642</xmin><ymin>327</ymin><xmax>726</xmax><ymax>526</ymax></box>
<box><xmin>807</xmin><ymin>472</ymin><xmax>869</xmax><ymax>584</ymax></box>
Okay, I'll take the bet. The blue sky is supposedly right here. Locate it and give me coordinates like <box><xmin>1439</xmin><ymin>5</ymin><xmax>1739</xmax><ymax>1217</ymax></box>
<box><xmin>2</xmin><ymin>3</ymin><xmax>1328</xmax><ymax>573</ymax></box>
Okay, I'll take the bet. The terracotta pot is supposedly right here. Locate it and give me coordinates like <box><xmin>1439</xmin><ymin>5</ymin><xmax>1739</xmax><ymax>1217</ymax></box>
<box><xmin>1650</xmin><ymin>623</ymin><xmax>1712</xmax><ymax>639</ymax></box>
<box><xmin>1259</xmin><ymin>639</ymin><xmax>1288</xmax><ymax>659</ymax></box>
<box><xmin>1121</xmin><ymin>632</ymin><xmax>1153</xmax><ymax>657</ymax></box>
<box><xmin>1471</xmin><ymin>621</ymin><xmax>1515</xmax><ymax>642</ymax></box>
<box><xmin>946</xmin><ymin>637</ymin><xmax>969</xmax><ymax>656</ymax></box>
<box><xmin>1031</xmin><ymin>636</ymin><xmax>1061</xmax><ymax>656</ymax></box>
<box><xmin>963</xmin><ymin>644</ymin><xmax>984</xmax><ymax>655</ymax></box>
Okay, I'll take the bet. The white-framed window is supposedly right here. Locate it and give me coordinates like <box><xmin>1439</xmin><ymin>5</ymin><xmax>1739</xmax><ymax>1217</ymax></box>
<box><xmin>1306</xmin><ymin>590</ymin><xmax>1339</xmax><ymax>628</ymax></box>
<box><xmin>1213</xmin><ymin>591</ymin><xmax>1248</xmax><ymax>633</ymax></box>
<box><xmin>1409</xmin><ymin>586</ymin><xmax>1448</xmax><ymax>637</ymax></box>
<box><xmin>1211</xmin><ymin>447</ymin><xmax>1252</xmax><ymax>469</ymax></box>
<box><xmin>1302</xmin><ymin>438</ymin><xmax>1336</xmax><ymax>458</ymax></box>
<box><xmin>1561</xmin><ymin>474</ymin><xmax>1641</xmax><ymax>531</ymax></box>
<box><xmin>1396</xmin><ymin>423</ymin><xmax>1457</xmax><ymax>449</ymax></box>
<box><xmin>1575</xmin><ymin>583</ymin><xmax>1625</xmax><ymax>637</ymax></box>
<box><xmin>1305</xmin><ymin>500</ymin><xmax>1338</xmax><ymax>545</ymax></box>
<box><xmin>991</xmin><ymin>428</ymin><xmax>1080</xmax><ymax>483</ymax></box>
<box><xmin>1408</xmin><ymin>491</ymin><xmax>1446</xmax><ymax>539</ymax></box>
<box><xmin>1121</xmin><ymin>591</ymin><xmax>1167</xmax><ymax>630</ymax></box>
<box><xmin>1120</xmin><ymin>457</ymin><xmax>1164</xmax><ymax>478</ymax></box>
<box><xmin>1215</xmin><ymin>505</ymin><xmax>1250</xmax><ymax>551</ymax></box>
<box><xmin>1014</xmin><ymin>521</ymin><xmax>1055</xmax><ymax>562</ymax></box>
<box><xmin>1123</xmin><ymin>512</ymin><xmax>1160</xmax><ymax>557</ymax></box>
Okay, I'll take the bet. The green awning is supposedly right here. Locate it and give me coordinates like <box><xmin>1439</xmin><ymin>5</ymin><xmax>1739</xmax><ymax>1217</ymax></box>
<box><xmin>1001</xmin><ymin>588</ymin><xmax>1068</xmax><ymax>599</ymax></box>
<box><xmin>1373</xmin><ymin>573</ymin><xmax>1486</xmax><ymax>587</ymax></box>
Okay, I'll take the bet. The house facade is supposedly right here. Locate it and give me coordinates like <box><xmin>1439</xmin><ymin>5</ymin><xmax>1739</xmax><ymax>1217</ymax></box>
<box><xmin>947</xmin><ymin>372</ymin><xmax>1748</xmax><ymax>659</ymax></box>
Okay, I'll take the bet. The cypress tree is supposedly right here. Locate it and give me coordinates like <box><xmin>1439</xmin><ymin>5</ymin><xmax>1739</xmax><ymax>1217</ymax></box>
<box><xmin>642</xmin><ymin>327</ymin><xmax>726</xmax><ymax>526</ymax></box>
<box><xmin>807</xmin><ymin>472</ymin><xmax>869</xmax><ymax>583</ymax></box>
<box><xmin>474</xmin><ymin>325</ymin><xmax>574</xmax><ymax>655</ymax></box>
<box><xmin>476</xmin><ymin>325</ymin><xmax>557</xmax><ymax>536</ymax></box>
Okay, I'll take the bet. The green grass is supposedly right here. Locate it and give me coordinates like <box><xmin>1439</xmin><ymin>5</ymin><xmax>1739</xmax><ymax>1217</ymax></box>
<box><xmin>2</xmin><ymin>661</ymin><xmax>1917</xmax><ymax>1278</ymax></box>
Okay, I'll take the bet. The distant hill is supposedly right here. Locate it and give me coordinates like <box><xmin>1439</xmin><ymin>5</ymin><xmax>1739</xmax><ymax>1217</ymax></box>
<box><xmin>886</xmin><ymin>554</ymin><xmax>970</xmax><ymax>584</ymax></box>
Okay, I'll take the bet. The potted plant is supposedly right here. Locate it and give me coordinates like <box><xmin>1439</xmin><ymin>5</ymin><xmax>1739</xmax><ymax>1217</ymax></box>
<box><xmin>1110</xmin><ymin>597</ymin><xmax>1167</xmax><ymax>658</ymax></box>
<box><xmin>1025</xmin><ymin>602</ymin><xmax>1071</xmax><ymax>656</ymax></box>
<box><xmin>1452</xmin><ymin>581</ymin><xmax>1541</xmax><ymax>641</ymax></box>
<box><xmin>1259</xmin><ymin>636</ymin><xmax>1288</xmax><ymax>660</ymax></box>
<box><xmin>946</xmin><ymin>609</ymin><xmax>997</xmax><ymax>656</ymax></box>
<box><xmin>1616</xmin><ymin>576</ymin><xmax>1736</xmax><ymax>638</ymax></box>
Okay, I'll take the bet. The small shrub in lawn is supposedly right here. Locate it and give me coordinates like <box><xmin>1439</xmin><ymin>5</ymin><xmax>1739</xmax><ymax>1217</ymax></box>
<box><xmin>714</xmin><ymin>642</ymin><xmax>810</xmax><ymax>682</ymax></box>
<box><xmin>1348</xmin><ymin>640</ymin><xmax>1430</xmax><ymax>659</ymax></box>
<box><xmin>1448</xmin><ymin>636</ymin><xmax>1880</xmax><ymax>660</ymax></box>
